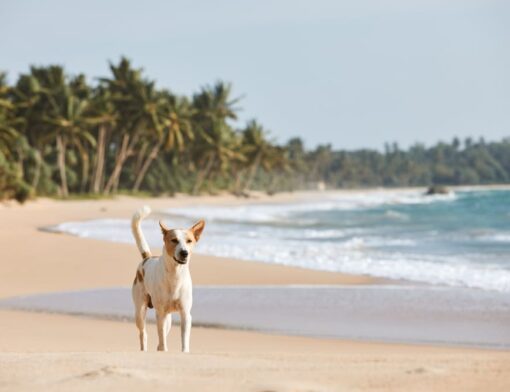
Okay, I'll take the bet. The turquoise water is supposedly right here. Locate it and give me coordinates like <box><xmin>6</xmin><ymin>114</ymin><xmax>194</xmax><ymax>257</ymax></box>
<box><xmin>54</xmin><ymin>189</ymin><xmax>510</xmax><ymax>291</ymax></box>
<box><xmin>298</xmin><ymin>190</ymin><xmax>510</xmax><ymax>269</ymax></box>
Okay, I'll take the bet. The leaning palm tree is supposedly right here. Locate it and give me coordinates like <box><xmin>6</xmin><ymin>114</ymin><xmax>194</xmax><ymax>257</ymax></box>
<box><xmin>191</xmin><ymin>120</ymin><xmax>245</xmax><ymax>194</ymax></box>
<box><xmin>101</xmin><ymin>57</ymin><xmax>148</xmax><ymax>194</ymax></box>
<box><xmin>131</xmin><ymin>92</ymin><xmax>194</xmax><ymax>191</ymax></box>
<box><xmin>240</xmin><ymin>120</ymin><xmax>274</xmax><ymax>191</ymax></box>
<box><xmin>101</xmin><ymin>57</ymin><xmax>176</xmax><ymax>194</ymax></box>
<box><xmin>190</xmin><ymin>81</ymin><xmax>242</xmax><ymax>194</ymax></box>
<box><xmin>86</xmin><ymin>86</ymin><xmax>117</xmax><ymax>193</ymax></box>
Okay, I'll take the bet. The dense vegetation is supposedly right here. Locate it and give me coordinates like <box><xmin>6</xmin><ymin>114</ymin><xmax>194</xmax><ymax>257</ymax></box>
<box><xmin>1</xmin><ymin>58</ymin><xmax>509</xmax><ymax>202</ymax></box>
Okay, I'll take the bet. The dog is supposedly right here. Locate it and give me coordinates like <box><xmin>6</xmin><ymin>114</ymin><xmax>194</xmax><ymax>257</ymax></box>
<box><xmin>131</xmin><ymin>206</ymin><xmax>205</xmax><ymax>352</ymax></box>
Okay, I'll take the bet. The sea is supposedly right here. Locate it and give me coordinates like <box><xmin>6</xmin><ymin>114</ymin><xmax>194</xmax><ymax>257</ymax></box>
<box><xmin>52</xmin><ymin>188</ymin><xmax>510</xmax><ymax>293</ymax></box>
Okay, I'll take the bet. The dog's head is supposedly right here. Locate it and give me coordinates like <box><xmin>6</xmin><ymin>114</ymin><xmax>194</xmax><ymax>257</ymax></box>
<box><xmin>159</xmin><ymin>220</ymin><xmax>205</xmax><ymax>265</ymax></box>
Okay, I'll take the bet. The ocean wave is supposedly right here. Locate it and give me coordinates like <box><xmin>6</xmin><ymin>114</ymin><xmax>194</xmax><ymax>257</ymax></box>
<box><xmin>293</xmin><ymin>228</ymin><xmax>366</xmax><ymax>240</ymax></box>
<box><xmin>166</xmin><ymin>190</ymin><xmax>456</xmax><ymax>224</ymax></box>
<box><xmin>478</xmin><ymin>233</ymin><xmax>510</xmax><ymax>243</ymax></box>
<box><xmin>459</xmin><ymin>230</ymin><xmax>510</xmax><ymax>244</ymax></box>
<box><xmin>365</xmin><ymin>237</ymin><xmax>416</xmax><ymax>247</ymax></box>
<box><xmin>196</xmin><ymin>241</ymin><xmax>510</xmax><ymax>292</ymax></box>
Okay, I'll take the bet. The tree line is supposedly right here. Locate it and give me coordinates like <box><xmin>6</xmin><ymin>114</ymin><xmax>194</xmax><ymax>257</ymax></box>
<box><xmin>1</xmin><ymin>58</ymin><xmax>509</xmax><ymax>202</ymax></box>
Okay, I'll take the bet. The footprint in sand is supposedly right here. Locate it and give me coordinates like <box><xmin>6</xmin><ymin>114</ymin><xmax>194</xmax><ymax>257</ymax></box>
<box><xmin>80</xmin><ymin>366</ymin><xmax>131</xmax><ymax>379</ymax></box>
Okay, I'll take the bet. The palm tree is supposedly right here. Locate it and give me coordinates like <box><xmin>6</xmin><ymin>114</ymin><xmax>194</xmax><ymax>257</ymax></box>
<box><xmin>132</xmin><ymin>92</ymin><xmax>194</xmax><ymax>191</ymax></box>
<box><xmin>0</xmin><ymin>82</ymin><xmax>27</xmax><ymax>189</ymax></box>
<box><xmin>240</xmin><ymin>120</ymin><xmax>273</xmax><ymax>191</ymax></box>
<box><xmin>308</xmin><ymin>144</ymin><xmax>333</xmax><ymax>183</ymax></box>
<box><xmin>264</xmin><ymin>145</ymin><xmax>292</xmax><ymax>194</ymax></box>
<box><xmin>191</xmin><ymin>81</ymin><xmax>242</xmax><ymax>194</ymax></box>
<box><xmin>101</xmin><ymin>57</ymin><xmax>148</xmax><ymax>194</ymax></box>
<box><xmin>10</xmin><ymin>70</ymin><xmax>47</xmax><ymax>190</ymax></box>
<box><xmin>285</xmin><ymin>137</ymin><xmax>307</xmax><ymax>189</ymax></box>
<box><xmin>86</xmin><ymin>86</ymin><xmax>117</xmax><ymax>193</ymax></box>
<box><xmin>13</xmin><ymin>66</ymin><xmax>79</xmax><ymax>196</ymax></box>
<box><xmin>43</xmin><ymin>91</ymin><xmax>94</xmax><ymax>197</ymax></box>
<box><xmin>0</xmin><ymin>73</ymin><xmax>21</xmax><ymax>158</ymax></box>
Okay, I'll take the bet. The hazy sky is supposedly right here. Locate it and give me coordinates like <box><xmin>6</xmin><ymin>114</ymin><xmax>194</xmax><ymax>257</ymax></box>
<box><xmin>1</xmin><ymin>0</ymin><xmax>509</xmax><ymax>149</ymax></box>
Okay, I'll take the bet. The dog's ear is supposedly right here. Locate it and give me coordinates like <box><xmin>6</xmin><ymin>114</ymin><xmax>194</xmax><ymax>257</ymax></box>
<box><xmin>159</xmin><ymin>220</ymin><xmax>170</xmax><ymax>234</ymax></box>
<box><xmin>190</xmin><ymin>220</ymin><xmax>205</xmax><ymax>242</ymax></box>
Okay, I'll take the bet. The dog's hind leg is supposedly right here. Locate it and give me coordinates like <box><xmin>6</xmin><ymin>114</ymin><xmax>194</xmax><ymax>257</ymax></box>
<box><xmin>132</xmin><ymin>278</ymin><xmax>148</xmax><ymax>351</ymax></box>
<box><xmin>135</xmin><ymin>303</ymin><xmax>148</xmax><ymax>351</ymax></box>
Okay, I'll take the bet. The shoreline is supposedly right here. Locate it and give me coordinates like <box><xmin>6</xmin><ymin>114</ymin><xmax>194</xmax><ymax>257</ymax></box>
<box><xmin>3</xmin><ymin>182</ymin><xmax>510</xmax><ymax>210</ymax></box>
<box><xmin>0</xmin><ymin>192</ymin><xmax>377</xmax><ymax>298</ymax></box>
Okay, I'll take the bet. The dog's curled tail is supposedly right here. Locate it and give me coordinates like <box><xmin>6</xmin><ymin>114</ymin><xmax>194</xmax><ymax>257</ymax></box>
<box><xmin>132</xmin><ymin>205</ymin><xmax>152</xmax><ymax>260</ymax></box>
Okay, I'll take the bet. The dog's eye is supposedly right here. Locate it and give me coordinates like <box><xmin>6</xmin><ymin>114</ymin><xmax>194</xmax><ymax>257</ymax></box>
<box><xmin>171</xmin><ymin>239</ymin><xmax>179</xmax><ymax>244</ymax></box>
<box><xmin>186</xmin><ymin>239</ymin><xmax>192</xmax><ymax>244</ymax></box>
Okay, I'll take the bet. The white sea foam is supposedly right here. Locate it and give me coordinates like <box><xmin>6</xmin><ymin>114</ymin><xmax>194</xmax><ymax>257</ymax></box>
<box><xmin>480</xmin><ymin>233</ymin><xmax>510</xmax><ymax>243</ymax></box>
<box><xmin>51</xmin><ymin>219</ymin><xmax>510</xmax><ymax>293</ymax></box>
<box><xmin>384</xmin><ymin>210</ymin><xmax>410</xmax><ymax>220</ymax></box>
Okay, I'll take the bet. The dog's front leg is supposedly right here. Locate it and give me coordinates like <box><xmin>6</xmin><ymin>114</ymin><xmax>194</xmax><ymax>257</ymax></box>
<box><xmin>180</xmin><ymin>310</ymin><xmax>192</xmax><ymax>353</ymax></box>
<box><xmin>156</xmin><ymin>310</ymin><xmax>168</xmax><ymax>351</ymax></box>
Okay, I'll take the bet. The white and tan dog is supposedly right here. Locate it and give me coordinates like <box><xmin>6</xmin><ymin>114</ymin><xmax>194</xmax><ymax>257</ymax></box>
<box><xmin>131</xmin><ymin>206</ymin><xmax>205</xmax><ymax>352</ymax></box>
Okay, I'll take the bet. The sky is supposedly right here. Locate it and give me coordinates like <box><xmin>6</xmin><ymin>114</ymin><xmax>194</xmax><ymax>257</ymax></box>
<box><xmin>1</xmin><ymin>0</ymin><xmax>509</xmax><ymax>150</ymax></box>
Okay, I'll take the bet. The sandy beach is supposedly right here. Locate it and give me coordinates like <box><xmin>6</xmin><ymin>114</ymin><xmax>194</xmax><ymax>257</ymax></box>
<box><xmin>1</xmin><ymin>193</ymin><xmax>509</xmax><ymax>391</ymax></box>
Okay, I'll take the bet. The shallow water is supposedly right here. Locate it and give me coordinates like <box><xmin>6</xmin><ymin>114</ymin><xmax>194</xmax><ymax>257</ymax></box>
<box><xmin>51</xmin><ymin>189</ymin><xmax>510</xmax><ymax>291</ymax></box>
<box><xmin>2</xmin><ymin>285</ymin><xmax>510</xmax><ymax>348</ymax></box>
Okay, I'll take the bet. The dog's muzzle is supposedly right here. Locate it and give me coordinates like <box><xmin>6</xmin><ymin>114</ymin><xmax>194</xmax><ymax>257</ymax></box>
<box><xmin>173</xmin><ymin>256</ymin><xmax>188</xmax><ymax>265</ymax></box>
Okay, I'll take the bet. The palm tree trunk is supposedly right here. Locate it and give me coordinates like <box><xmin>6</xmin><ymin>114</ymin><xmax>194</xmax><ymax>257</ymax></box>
<box><xmin>104</xmin><ymin>133</ymin><xmax>132</xmax><ymax>194</ymax></box>
<box><xmin>133</xmin><ymin>142</ymin><xmax>148</xmax><ymax>175</ymax></box>
<box><xmin>112</xmin><ymin>133</ymin><xmax>140</xmax><ymax>193</ymax></box>
<box><xmin>104</xmin><ymin>137</ymin><xmax>127</xmax><ymax>194</ymax></box>
<box><xmin>233</xmin><ymin>168</ymin><xmax>245</xmax><ymax>193</ymax></box>
<box><xmin>192</xmin><ymin>154</ymin><xmax>215</xmax><ymax>195</ymax></box>
<box><xmin>132</xmin><ymin>140</ymin><xmax>162</xmax><ymax>192</ymax></box>
<box><xmin>56</xmin><ymin>134</ymin><xmax>68</xmax><ymax>197</ymax></box>
<box><xmin>243</xmin><ymin>151</ymin><xmax>262</xmax><ymax>191</ymax></box>
<box><xmin>31</xmin><ymin>149</ymin><xmax>42</xmax><ymax>190</ymax></box>
<box><xmin>91</xmin><ymin>125</ymin><xmax>106</xmax><ymax>193</ymax></box>
<box><xmin>77</xmin><ymin>142</ymin><xmax>89</xmax><ymax>193</ymax></box>
<box><xmin>16</xmin><ymin>146</ymin><xmax>25</xmax><ymax>180</ymax></box>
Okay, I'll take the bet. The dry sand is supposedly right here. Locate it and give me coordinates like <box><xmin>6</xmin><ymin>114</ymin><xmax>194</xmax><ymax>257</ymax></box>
<box><xmin>0</xmin><ymin>193</ymin><xmax>509</xmax><ymax>391</ymax></box>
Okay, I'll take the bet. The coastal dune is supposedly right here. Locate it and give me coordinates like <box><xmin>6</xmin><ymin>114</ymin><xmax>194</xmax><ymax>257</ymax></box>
<box><xmin>0</xmin><ymin>193</ymin><xmax>509</xmax><ymax>391</ymax></box>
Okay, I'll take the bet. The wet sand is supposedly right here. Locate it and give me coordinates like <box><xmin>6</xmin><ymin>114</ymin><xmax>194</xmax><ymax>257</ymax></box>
<box><xmin>3</xmin><ymin>285</ymin><xmax>510</xmax><ymax>348</ymax></box>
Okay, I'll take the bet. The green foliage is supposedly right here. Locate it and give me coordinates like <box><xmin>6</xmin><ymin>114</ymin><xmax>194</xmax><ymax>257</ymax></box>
<box><xmin>13</xmin><ymin>181</ymin><xmax>32</xmax><ymax>203</ymax></box>
<box><xmin>0</xmin><ymin>151</ymin><xmax>32</xmax><ymax>202</ymax></box>
<box><xmin>1</xmin><ymin>60</ymin><xmax>510</xmax><ymax>203</ymax></box>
